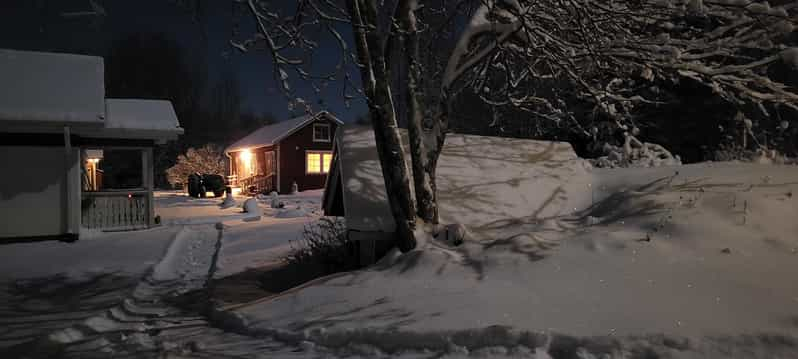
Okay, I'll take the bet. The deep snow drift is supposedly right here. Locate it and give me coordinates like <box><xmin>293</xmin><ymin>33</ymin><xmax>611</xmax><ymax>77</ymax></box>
<box><xmin>229</xmin><ymin>162</ymin><xmax>798</xmax><ymax>357</ymax></box>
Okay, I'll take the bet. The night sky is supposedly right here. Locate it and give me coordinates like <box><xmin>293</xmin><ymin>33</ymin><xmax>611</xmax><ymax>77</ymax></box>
<box><xmin>0</xmin><ymin>0</ymin><xmax>367</xmax><ymax>122</ymax></box>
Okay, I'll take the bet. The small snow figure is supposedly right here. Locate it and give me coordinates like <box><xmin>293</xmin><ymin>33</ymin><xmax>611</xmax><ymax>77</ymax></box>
<box><xmin>219</xmin><ymin>190</ymin><xmax>236</xmax><ymax>209</ymax></box>
<box><xmin>291</xmin><ymin>181</ymin><xmax>299</xmax><ymax>194</ymax></box>
<box><xmin>242</xmin><ymin>198</ymin><xmax>261</xmax><ymax>216</ymax></box>
<box><xmin>269</xmin><ymin>191</ymin><xmax>284</xmax><ymax>209</ymax></box>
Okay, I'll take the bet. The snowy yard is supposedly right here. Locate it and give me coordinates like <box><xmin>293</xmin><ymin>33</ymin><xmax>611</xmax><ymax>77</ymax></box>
<box><xmin>0</xmin><ymin>189</ymin><xmax>325</xmax><ymax>358</ymax></box>
<box><xmin>226</xmin><ymin>162</ymin><xmax>798</xmax><ymax>358</ymax></box>
<box><xmin>154</xmin><ymin>189</ymin><xmax>323</xmax><ymax>277</ymax></box>
<box><xmin>2</xmin><ymin>164</ymin><xmax>798</xmax><ymax>358</ymax></box>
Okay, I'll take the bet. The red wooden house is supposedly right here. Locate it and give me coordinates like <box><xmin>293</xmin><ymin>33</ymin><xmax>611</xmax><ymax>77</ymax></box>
<box><xmin>225</xmin><ymin>111</ymin><xmax>342</xmax><ymax>194</ymax></box>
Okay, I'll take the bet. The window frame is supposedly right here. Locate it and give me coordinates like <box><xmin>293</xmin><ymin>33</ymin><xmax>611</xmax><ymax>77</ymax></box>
<box><xmin>305</xmin><ymin>150</ymin><xmax>332</xmax><ymax>175</ymax></box>
<box><xmin>312</xmin><ymin>123</ymin><xmax>331</xmax><ymax>143</ymax></box>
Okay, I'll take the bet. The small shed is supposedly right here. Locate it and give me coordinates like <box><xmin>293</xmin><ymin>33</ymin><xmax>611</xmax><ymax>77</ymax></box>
<box><xmin>0</xmin><ymin>49</ymin><xmax>183</xmax><ymax>241</ymax></box>
<box><xmin>322</xmin><ymin>126</ymin><xmax>591</xmax><ymax>263</ymax></box>
<box><xmin>225</xmin><ymin>111</ymin><xmax>343</xmax><ymax>194</ymax></box>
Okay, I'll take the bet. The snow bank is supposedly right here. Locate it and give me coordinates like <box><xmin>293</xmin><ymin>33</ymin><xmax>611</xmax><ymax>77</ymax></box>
<box><xmin>215</xmin><ymin>218</ymin><xmax>311</xmax><ymax>278</ymax></box>
<box><xmin>0</xmin><ymin>227</ymin><xmax>175</xmax><ymax>280</ymax></box>
<box><xmin>228</xmin><ymin>162</ymin><xmax>798</xmax><ymax>356</ymax></box>
<box><xmin>151</xmin><ymin>225</ymin><xmax>218</xmax><ymax>283</ymax></box>
<box><xmin>274</xmin><ymin>207</ymin><xmax>310</xmax><ymax>218</ymax></box>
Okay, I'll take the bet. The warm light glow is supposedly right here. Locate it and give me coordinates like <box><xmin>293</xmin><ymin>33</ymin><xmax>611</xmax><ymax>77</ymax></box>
<box><xmin>240</xmin><ymin>149</ymin><xmax>252</xmax><ymax>162</ymax></box>
<box><xmin>306</xmin><ymin>152</ymin><xmax>332</xmax><ymax>174</ymax></box>
<box><xmin>323</xmin><ymin>153</ymin><xmax>332</xmax><ymax>173</ymax></box>
<box><xmin>307</xmin><ymin>153</ymin><xmax>321</xmax><ymax>173</ymax></box>
<box><xmin>87</xmin><ymin>158</ymin><xmax>100</xmax><ymax>164</ymax></box>
<box><xmin>231</xmin><ymin>187</ymin><xmax>242</xmax><ymax>196</ymax></box>
<box><xmin>240</xmin><ymin>149</ymin><xmax>254</xmax><ymax>177</ymax></box>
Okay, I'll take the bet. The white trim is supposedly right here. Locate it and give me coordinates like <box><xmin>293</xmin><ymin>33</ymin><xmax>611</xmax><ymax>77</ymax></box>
<box><xmin>312</xmin><ymin>123</ymin><xmax>332</xmax><ymax>142</ymax></box>
<box><xmin>64</xmin><ymin>126</ymin><xmax>75</xmax><ymax>234</ymax></box>
<box><xmin>305</xmin><ymin>150</ymin><xmax>333</xmax><ymax>175</ymax></box>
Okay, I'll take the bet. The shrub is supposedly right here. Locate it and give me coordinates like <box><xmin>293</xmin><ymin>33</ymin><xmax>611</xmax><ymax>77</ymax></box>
<box><xmin>165</xmin><ymin>145</ymin><xmax>227</xmax><ymax>188</ymax></box>
<box><xmin>284</xmin><ymin>217</ymin><xmax>359</xmax><ymax>274</ymax></box>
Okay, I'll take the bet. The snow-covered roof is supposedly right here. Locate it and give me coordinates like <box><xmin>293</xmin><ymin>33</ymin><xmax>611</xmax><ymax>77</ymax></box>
<box><xmin>328</xmin><ymin>126</ymin><xmax>590</xmax><ymax>232</ymax></box>
<box><xmin>105</xmin><ymin>99</ymin><xmax>182</xmax><ymax>132</ymax></box>
<box><xmin>0</xmin><ymin>48</ymin><xmax>105</xmax><ymax>125</ymax></box>
<box><xmin>75</xmin><ymin>99</ymin><xmax>183</xmax><ymax>141</ymax></box>
<box><xmin>225</xmin><ymin>111</ymin><xmax>343</xmax><ymax>154</ymax></box>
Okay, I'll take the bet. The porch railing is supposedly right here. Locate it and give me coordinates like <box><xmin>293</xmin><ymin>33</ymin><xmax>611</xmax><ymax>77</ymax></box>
<box><xmin>81</xmin><ymin>190</ymin><xmax>151</xmax><ymax>231</ymax></box>
<box><xmin>238</xmin><ymin>174</ymin><xmax>275</xmax><ymax>194</ymax></box>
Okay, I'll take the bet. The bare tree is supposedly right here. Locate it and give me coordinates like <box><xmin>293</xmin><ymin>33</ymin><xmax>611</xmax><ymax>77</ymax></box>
<box><xmin>232</xmin><ymin>0</ymin><xmax>798</xmax><ymax>252</ymax></box>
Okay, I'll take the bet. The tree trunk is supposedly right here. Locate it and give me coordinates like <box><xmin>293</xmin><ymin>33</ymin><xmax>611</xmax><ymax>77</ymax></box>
<box><xmin>399</xmin><ymin>0</ymin><xmax>437</xmax><ymax>223</ymax></box>
<box><xmin>348</xmin><ymin>0</ymin><xmax>417</xmax><ymax>252</ymax></box>
<box><xmin>427</xmin><ymin>94</ymin><xmax>450</xmax><ymax>223</ymax></box>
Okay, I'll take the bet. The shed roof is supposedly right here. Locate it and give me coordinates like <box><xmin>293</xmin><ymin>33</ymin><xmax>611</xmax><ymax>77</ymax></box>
<box><xmin>0</xmin><ymin>48</ymin><xmax>105</xmax><ymax>125</ymax></box>
<box><xmin>325</xmin><ymin>126</ymin><xmax>591</xmax><ymax>234</ymax></box>
<box><xmin>225</xmin><ymin>111</ymin><xmax>343</xmax><ymax>154</ymax></box>
<box><xmin>74</xmin><ymin>99</ymin><xmax>183</xmax><ymax>142</ymax></box>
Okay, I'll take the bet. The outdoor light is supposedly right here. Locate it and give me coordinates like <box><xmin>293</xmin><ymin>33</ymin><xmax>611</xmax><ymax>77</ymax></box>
<box><xmin>240</xmin><ymin>149</ymin><xmax>252</xmax><ymax>162</ymax></box>
<box><xmin>240</xmin><ymin>149</ymin><xmax>254</xmax><ymax>177</ymax></box>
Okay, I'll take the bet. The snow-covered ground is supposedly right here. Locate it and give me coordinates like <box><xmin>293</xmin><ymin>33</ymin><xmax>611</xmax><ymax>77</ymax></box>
<box><xmin>4</xmin><ymin>163</ymin><xmax>798</xmax><ymax>358</ymax></box>
<box><xmin>0</xmin><ymin>189</ymin><xmax>325</xmax><ymax>357</ymax></box>
<box><xmin>226</xmin><ymin>162</ymin><xmax>798</xmax><ymax>358</ymax></box>
<box><xmin>0</xmin><ymin>227</ymin><xmax>177</xmax><ymax>349</ymax></box>
<box><xmin>155</xmin><ymin>189</ymin><xmax>323</xmax><ymax>277</ymax></box>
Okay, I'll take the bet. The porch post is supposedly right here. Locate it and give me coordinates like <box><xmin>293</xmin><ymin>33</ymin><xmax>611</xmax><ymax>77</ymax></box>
<box><xmin>142</xmin><ymin>147</ymin><xmax>155</xmax><ymax>227</ymax></box>
<box><xmin>63</xmin><ymin>126</ymin><xmax>78</xmax><ymax>236</ymax></box>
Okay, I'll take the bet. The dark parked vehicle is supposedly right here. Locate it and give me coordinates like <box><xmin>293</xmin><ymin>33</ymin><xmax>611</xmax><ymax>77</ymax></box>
<box><xmin>187</xmin><ymin>173</ymin><xmax>226</xmax><ymax>198</ymax></box>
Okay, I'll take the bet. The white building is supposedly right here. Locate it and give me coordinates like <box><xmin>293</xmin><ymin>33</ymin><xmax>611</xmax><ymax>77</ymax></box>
<box><xmin>0</xmin><ymin>49</ymin><xmax>183</xmax><ymax>241</ymax></box>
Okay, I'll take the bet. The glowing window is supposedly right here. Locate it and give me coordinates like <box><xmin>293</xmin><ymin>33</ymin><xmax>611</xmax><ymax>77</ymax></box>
<box><xmin>323</xmin><ymin>153</ymin><xmax>333</xmax><ymax>173</ymax></box>
<box><xmin>306</xmin><ymin>151</ymin><xmax>332</xmax><ymax>174</ymax></box>
<box><xmin>307</xmin><ymin>153</ymin><xmax>322</xmax><ymax>173</ymax></box>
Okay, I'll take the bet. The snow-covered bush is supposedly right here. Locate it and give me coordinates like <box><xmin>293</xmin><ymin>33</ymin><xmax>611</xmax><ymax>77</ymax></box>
<box><xmin>165</xmin><ymin>145</ymin><xmax>227</xmax><ymax>188</ymax></box>
<box><xmin>590</xmin><ymin>131</ymin><xmax>682</xmax><ymax>168</ymax></box>
<box><xmin>285</xmin><ymin>218</ymin><xmax>358</xmax><ymax>273</ymax></box>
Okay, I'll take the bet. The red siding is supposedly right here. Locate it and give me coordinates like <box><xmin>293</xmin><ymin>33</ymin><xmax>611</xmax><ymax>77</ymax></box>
<box><xmin>277</xmin><ymin>117</ymin><xmax>338</xmax><ymax>193</ymax></box>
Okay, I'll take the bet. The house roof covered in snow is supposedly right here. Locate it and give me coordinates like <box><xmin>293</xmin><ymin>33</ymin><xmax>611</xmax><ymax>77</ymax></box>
<box><xmin>0</xmin><ymin>48</ymin><xmax>105</xmax><ymax>125</ymax></box>
<box><xmin>105</xmin><ymin>99</ymin><xmax>182</xmax><ymax>131</ymax></box>
<box><xmin>323</xmin><ymin>126</ymin><xmax>592</xmax><ymax>234</ymax></box>
<box><xmin>74</xmin><ymin>99</ymin><xmax>183</xmax><ymax>142</ymax></box>
<box><xmin>225</xmin><ymin>111</ymin><xmax>343</xmax><ymax>154</ymax></box>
